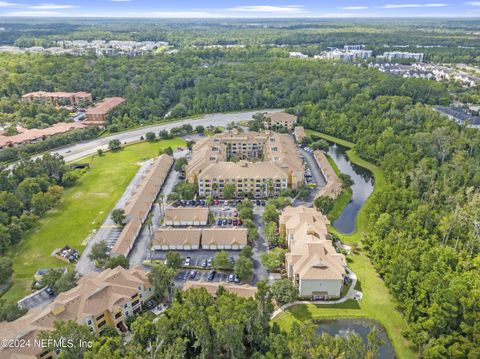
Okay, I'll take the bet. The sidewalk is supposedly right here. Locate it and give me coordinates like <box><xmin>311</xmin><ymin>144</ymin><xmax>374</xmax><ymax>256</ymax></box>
<box><xmin>270</xmin><ymin>269</ymin><xmax>360</xmax><ymax>319</ymax></box>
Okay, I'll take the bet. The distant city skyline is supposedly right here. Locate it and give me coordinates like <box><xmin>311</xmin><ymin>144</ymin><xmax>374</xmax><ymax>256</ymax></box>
<box><xmin>0</xmin><ymin>1</ymin><xmax>480</xmax><ymax>18</ymax></box>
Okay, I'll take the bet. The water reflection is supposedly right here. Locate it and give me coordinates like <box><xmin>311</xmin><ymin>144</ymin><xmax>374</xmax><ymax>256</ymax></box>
<box><xmin>326</xmin><ymin>144</ymin><xmax>374</xmax><ymax>234</ymax></box>
<box><xmin>316</xmin><ymin>319</ymin><xmax>395</xmax><ymax>359</ymax></box>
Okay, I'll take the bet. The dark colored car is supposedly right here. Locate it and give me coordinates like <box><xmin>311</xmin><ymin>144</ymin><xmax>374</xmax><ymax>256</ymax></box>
<box><xmin>229</xmin><ymin>257</ymin><xmax>235</xmax><ymax>266</ymax></box>
<box><xmin>207</xmin><ymin>270</ymin><xmax>216</xmax><ymax>281</ymax></box>
<box><xmin>260</xmin><ymin>200</ymin><xmax>266</xmax><ymax>206</ymax></box>
<box><xmin>199</xmin><ymin>199</ymin><xmax>206</xmax><ymax>206</ymax></box>
<box><xmin>232</xmin><ymin>219</ymin><xmax>238</xmax><ymax>226</ymax></box>
<box><xmin>217</xmin><ymin>219</ymin><xmax>223</xmax><ymax>225</ymax></box>
<box><xmin>201</xmin><ymin>259</ymin><xmax>208</xmax><ymax>268</ymax></box>
<box><xmin>227</xmin><ymin>218</ymin><xmax>233</xmax><ymax>225</ymax></box>
<box><xmin>189</xmin><ymin>270</ymin><xmax>197</xmax><ymax>279</ymax></box>
<box><xmin>222</xmin><ymin>219</ymin><xmax>228</xmax><ymax>225</ymax></box>
<box><xmin>237</xmin><ymin>219</ymin><xmax>243</xmax><ymax>226</ymax></box>
<box><xmin>45</xmin><ymin>287</ymin><xmax>55</xmax><ymax>296</ymax></box>
<box><xmin>256</xmin><ymin>200</ymin><xmax>261</xmax><ymax>206</ymax></box>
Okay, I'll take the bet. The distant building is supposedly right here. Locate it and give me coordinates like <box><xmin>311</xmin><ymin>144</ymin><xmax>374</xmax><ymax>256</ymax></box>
<box><xmin>380</xmin><ymin>51</ymin><xmax>424</xmax><ymax>62</ymax></box>
<box><xmin>0</xmin><ymin>266</ymin><xmax>154</xmax><ymax>359</ymax></box>
<box><xmin>344</xmin><ymin>44</ymin><xmax>365</xmax><ymax>51</ymax></box>
<box><xmin>263</xmin><ymin>112</ymin><xmax>297</xmax><ymax>130</ymax></box>
<box><xmin>84</xmin><ymin>97</ymin><xmax>125</xmax><ymax>126</ymax></box>
<box><xmin>321</xmin><ymin>49</ymin><xmax>372</xmax><ymax>61</ymax></box>
<box><xmin>289</xmin><ymin>52</ymin><xmax>308</xmax><ymax>59</ymax></box>
<box><xmin>22</xmin><ymin>91</ymin><xmax>92</xmax><ymax>106</ymax></box>
<box><xmin>0</xmin><ymin>122</ymin><xmax>85</xmax><ymax>150</ymax></box>
<box><xmin>281</xmin><ymin>206</ymin><xmax>346</xmax><ymax>299</ymax></box>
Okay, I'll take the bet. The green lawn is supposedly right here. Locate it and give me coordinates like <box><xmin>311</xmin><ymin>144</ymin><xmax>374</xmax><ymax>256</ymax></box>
<box><xmin>2</xmin><ymin>138</ymin><xmax>185</xmax><ymax>302</ymax></box>
<box><xmin>274</xmin><ymin>130</ymin><xmax>415</xmax><ymax>359</ymax></box>
<box><xmin>325</xmin><ymin>153</ymin><xmax>352</xmax><ymax>223</ymax></box>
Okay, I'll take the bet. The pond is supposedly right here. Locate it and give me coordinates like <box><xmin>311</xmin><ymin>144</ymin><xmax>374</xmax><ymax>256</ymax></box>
<box><xmin>316</xmin><ymin>318</ymin><xmax>395</xmax><ymax>358</ymax></box>
<box><xmin>327</xmin><ymin>143</ymin><xmax>374</xmax><ymax>234</ymax></box>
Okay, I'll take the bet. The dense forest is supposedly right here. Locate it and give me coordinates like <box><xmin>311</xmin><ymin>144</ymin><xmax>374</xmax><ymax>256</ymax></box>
<box><xmin>300</xmin><ymin>94</ymin><xmax>480</xmax><ymax>357</ymax></box>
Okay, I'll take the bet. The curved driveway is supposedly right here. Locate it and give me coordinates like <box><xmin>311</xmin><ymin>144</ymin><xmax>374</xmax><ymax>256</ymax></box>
<box><xmin>53</xmin><ymin>109</ymin><xmax>281</xmax><ymax>163</ymax></box>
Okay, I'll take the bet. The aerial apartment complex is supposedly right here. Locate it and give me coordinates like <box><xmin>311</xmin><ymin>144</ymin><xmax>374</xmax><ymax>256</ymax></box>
<box><xmin>111</xmin><ymin>154</ymin><xmax>173</xmax><ymax>257</ymax></box>
<box><xmin>280</xmin><ymin>206</ymin><xmax>346</xmax><ymax>299</ymax></box>
<box><xmin>0</xmin><ymin>122</ymin><xmax>85</xmax><ymax>150</ymax></box>
<box><xmin>84</xmin><ymin>97</ymin><xmax>125</xmax><ymax>126</ymax></box>
<box><xmin>0</xmin><ymin>266</ymin><xmax>154</xmax><ymax>359</ymax></box>
<box><xmin>262</xmin><ymin>112</ymin><xmax>298</xmax><ymax>130</ymax></box>
<box><xmin>186</xmin><ymin>129</ymin><xmax>304</xmax><ymax>198</ymax></box>
<box><xmin>22</xmin><ymin>91</ymin><xmax>92</xmax><ymax>106</ymax></box>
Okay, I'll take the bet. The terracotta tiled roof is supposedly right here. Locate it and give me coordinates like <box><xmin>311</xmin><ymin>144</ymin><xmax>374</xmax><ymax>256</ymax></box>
<box><xmin>0</xmin><ymin>266</ymin><xmax>150</xmax><ymax>359</ymax></box>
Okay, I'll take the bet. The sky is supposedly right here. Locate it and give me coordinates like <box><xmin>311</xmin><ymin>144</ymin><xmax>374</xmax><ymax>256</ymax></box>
<box><xmin>1</xmin><ymin>1</ymin><xmax>480</xmax><ymax>18</ymax></box>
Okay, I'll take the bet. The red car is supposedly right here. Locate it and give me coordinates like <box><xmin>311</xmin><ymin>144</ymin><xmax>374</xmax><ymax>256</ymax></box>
<box><xmin>237</xmin><ymin>219</ymin><xmax>243</xmax><ymax>226</ymax></box>
<box><xmin>213</xmin><ymin>198</ymin><xmax>220</xmax><ymax>205</ymax></box>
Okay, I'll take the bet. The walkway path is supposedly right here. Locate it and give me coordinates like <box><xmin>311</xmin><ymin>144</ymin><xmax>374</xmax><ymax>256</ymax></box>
<box><xmin>270</xmin><ymin>269</ymin><xmax>359</xmax><ymax>319</ymax></box>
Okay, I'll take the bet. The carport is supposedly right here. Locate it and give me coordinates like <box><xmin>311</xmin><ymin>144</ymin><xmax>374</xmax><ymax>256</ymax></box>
<box><xmin>152</xmin><ymin>227</ymin><xmax>202</xmax><ymax>251</ymax></box>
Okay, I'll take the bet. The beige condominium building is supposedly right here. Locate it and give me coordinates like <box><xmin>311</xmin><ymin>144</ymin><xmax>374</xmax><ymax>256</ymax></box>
<box><xmin>22</xmin><ymin>91</ymin><xmax>92</xmax><ymax>106</ymax></box>
<box><xmin>111</xmin><ymin>154</ymin><xmax>173</xmax><ymax>257</ymax></box>
<box><xmin>151</xmin><ymin>227</ymin><xmax>248</xmax><ymax>251</ymax></box>
<box><xmin>263</xmin><ymin>112</ymin><xmax>297</xmax><ymax>130</ymax></box>
<box><xmin>186</xmin><ymin>130</ymin><xmax>304</xmax><ymax>198</ymax></box>
<box><xmin>0</xmin><ymin>266</ymin><xmax>154</xmax><ymax>359</ymax></box>
<box><xmin>280</xmin><ymin>206</ymin><xmax>346</xmax><ymax>299</ymax></box>
<box><xmin>163</xmin><ymin>207</ymin><xmax>209</xmax><ymax>226</ymax></box>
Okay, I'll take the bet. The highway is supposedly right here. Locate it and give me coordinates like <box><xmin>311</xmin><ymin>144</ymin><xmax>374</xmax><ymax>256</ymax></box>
<box><xmin>50</xmin><ymin>109</ymin><xmax>280</xmax><ymax>163</ymax></box>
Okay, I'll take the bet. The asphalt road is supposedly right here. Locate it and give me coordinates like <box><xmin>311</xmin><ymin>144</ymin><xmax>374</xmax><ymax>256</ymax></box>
<box><xmin>52</xmin><ymin>109</ymin><xmax>281</xmax><ymax>163</ymax></box>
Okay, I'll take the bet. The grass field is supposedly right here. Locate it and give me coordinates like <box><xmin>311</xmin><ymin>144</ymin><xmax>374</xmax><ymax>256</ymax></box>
<box><xmin>2</xmin><ymin>138</ymin><xmax>185</xmax><ymax>302</ymax></box>
<box><xmin>274</xmin><ymin>130</ymin><xmax>415</xmax><ymax>359</ymax></box>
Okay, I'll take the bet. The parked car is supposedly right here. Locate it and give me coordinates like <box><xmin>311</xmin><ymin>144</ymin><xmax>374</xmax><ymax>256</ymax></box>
<box><xmin>234</xmin><ymin>275</ymin><xmax>241</xmax><ymax>284</ymax></box>
<box><xmin>207</xmin><ymin>270</ymin><xmax>216</xmax><ymax>281</ymax></box>
<box><xmin>188</xmin><ymin>270</ymin><xmax>197</xmax><ymax>279</ymax></box>
<box><xmin>201</xmin><ymin>259</ymin><xmax>208</xmax><ymax>268</ymax></box>
<box><xmin>207</xmin><ymin>258</ymin><xmax>213</xmax><ymax>267</ymax></box>
<box><xmin>199</xmin><ymin>199</ymin><xmax>206</xmax><ymax>206</ymax></box>
<box><xmin>213</xmin><ymin>198</ymin><xmax>220</xmax><ymax>205</ymax></box>
<box><xmin>229</xmin><ymin>257</ymin><xmax>235</xmax><ymax>266</ymax></box>
<box><xmin>145</xmin><ymin>299</ymin><xmax>157</xmax><ymax>309</ymax></box>
<box><xmin>184</xmin><ymin>257</ymin><xmax>191</xmax><ymax>266</ymax></box>
<box><xmin>224</xmin><ymin>200</ymin><xmax>229</xmax><ymax>206</ymax></box>
<box><xmin>222</xmin><ymin>206</ymin><xmax>230</xmax><ymax>211</ymax></box>
<box><xmin>232</xmin><ymin>219</ymin><xmax>238</xmax><ymax>226</ymax></box>
<box><xmin>217</xmin><ymin>219</ymin><xmax>223</xmax><ymax>225</ymax></box>
<box><xmin>237</xmin><ymin>219</ymin><xmax>243</xmax><ymax>226</ymax></box>
<box><xmin>45</xmin><ymin>287</ymin><xmax>55</xmax><ymax>296</ymax></box>
<box><xmin>222</xmin><ymin>219</ymin><xmax>228</xmax><ymax>225</ymax></box>
<box><xmin>228</xmin><ymin>274</ymin><xmax>235</xmax><ymax>282</ymax></box>
<box><xmin>233</xmin><ymin>210</ymin><xmax>238</xmax><ymax>217</ymax></box>
<box><xmin>190</xmin><ymin>200</ymin><xmax>196</xmax><ymax>206</ymax></box>
<box><xmin>260</xmin><ymin>200</ymin><xmax>266</xmax><ymax>206</ymax></box>
<box><xmin>227</xmin><ymin>218</ymin><xmax>233</xmax><ymax>225</ymax></box>
<box><xmin>255</xmin><ymin>200</ymin><xmax>261</xmax><ymax>206</ymax></box>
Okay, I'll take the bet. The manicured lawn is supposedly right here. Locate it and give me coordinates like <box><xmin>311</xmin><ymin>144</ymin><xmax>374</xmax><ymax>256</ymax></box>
<box><xmin>2</xmin><ymin>138</ymin><xmax>185</xmax><ymax>302</ymax></box>
<box><xmin>325</xmin><ymin>153</ymin><xmax>352</xmax><ymax>222</ymax></box>
<box><xmin>274</xmin><ymin>130</ymin><xmax>415</xmax><ymax>359</ymax></box>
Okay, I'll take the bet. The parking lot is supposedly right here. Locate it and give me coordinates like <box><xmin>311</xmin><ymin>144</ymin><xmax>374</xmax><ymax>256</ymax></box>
<box><xmin>18</xmin><ymin>287</ymin><xmax>55</xmax><ymax>310</ymax></box>
<box><xmin>174</xmin><ymin>269</ymin><xmax>238</xmax><ymax>287</ymax></box>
